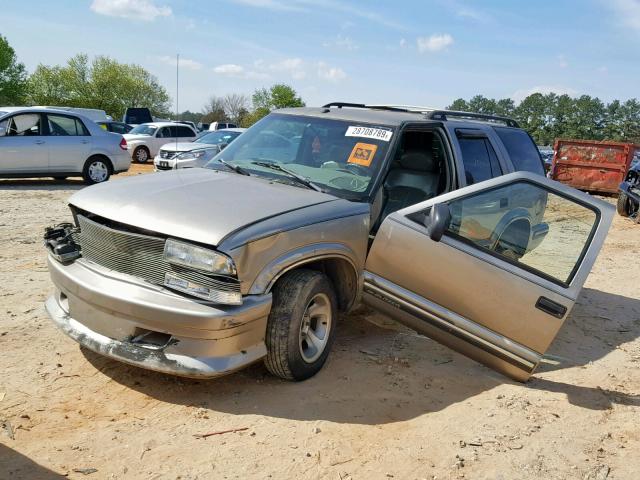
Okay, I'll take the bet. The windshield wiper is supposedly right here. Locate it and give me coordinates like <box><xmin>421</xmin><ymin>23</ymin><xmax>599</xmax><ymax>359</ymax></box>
<box><xmin>251</xmin><ymin>161</ymin><xmax>324</xmax><ymax>192</ymax></box>
<box><xmin>217</xmin><ymin>158</ymin><xmax>250</xmax><ymax>176</ymax></box>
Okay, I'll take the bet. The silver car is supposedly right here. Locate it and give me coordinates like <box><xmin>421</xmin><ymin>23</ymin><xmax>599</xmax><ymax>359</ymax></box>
<box><xmin>44</xmin><ymin>105</ymin><xmax>614</xmax><ymax>382</ymax></box>
<box><xmin>154</xmin><ymin>128</ymin><xmax>245</xmax><ymax>171</ymax></box>
<box><xmin>0</xmin><ymin>107</ymin><xmax>130</xmax><ymax>183</ymax></box>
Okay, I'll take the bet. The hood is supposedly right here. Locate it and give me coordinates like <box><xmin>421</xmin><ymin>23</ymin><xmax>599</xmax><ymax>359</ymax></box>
<box><xmin>160</xmin><ymin>142</ymin><xmax>211</xmax><ymax>153</ymax></box>
<box><xmin>68</xmin><ymin>168</ymin><xmax>338</xmax><ymax>246</ymax></box>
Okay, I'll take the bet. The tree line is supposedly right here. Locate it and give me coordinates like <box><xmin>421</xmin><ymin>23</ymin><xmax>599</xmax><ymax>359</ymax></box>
<box><xmin>448</xmin><ymin>94</ymin><xmax>640</xmax><ymax>145</ymax></box>
<box><xmin>0</xmin><ymin>34</ymin><xmax>304</xmax><ymax>126</ymax></box>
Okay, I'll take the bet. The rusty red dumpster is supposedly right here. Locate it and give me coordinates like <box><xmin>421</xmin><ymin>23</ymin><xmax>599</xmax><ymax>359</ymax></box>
<box><xmin>551</xmin><ymin>139</ymin><xmax>638</xmax><ymax>194</ymax></box>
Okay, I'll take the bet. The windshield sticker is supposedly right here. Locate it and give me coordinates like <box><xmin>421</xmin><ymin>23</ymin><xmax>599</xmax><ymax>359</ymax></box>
<box><xmin>347</xmin><ymin>142</ymin><xmax>378</xmax><ymax>167</ymax></box>
<box><xmin>345</xmin><ymin>126</ymin><xmax>393</xmax><ymax>142</ymax></box>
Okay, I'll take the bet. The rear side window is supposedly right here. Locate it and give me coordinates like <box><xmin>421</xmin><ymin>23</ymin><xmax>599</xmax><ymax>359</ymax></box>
<box><xmin>177</xmin><ymin>126</ymin><xmax>195</xmax><ymax>137</ymax></box>
<box><xmin>494</xmin><ymin>127</ymin><xmax>544</xmax><ymax>175</ymax></box>
<box><xmin>47</xmin><ymin>114</ymin><xmax>89</xmax><ymax>136</ymax></box>
<box><xmin>457</xmin><ymin>135</ymin><xmax>502</xmax><ymax>185</ymax></box>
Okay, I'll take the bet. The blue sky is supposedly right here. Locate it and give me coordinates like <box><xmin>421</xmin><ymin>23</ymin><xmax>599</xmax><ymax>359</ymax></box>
<box><xmin>2</xmin><ymin>0</ymin><xmax>640</xmax><ymax>112</ymax></box>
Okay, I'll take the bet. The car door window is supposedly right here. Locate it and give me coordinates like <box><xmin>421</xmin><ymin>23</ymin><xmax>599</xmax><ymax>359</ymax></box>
<box><xmin>47</xmin><ymin>114</ymin><xmax>89</xmax><ymax>136</ymax></box>
<box><xmin>177</xmin><ymin>126</ymin><xmax>195</xmax><ymax>138</ymax></box>
<box><xmin>5</xmin><ymin>114</ymin><xmax>42</xmax><ymax>136</ymax></box>
<box><xmin>458</xmin><ymin>134</ymin><xmax>502</xmax><ymax>185</ymax></box>
<box><xmin>444</xmin><ymin>181</ymin><xmax>598</xmax><ymax>285</ymax></box>
<box><xmin>158</xmin><ymin>127</ymin><xmax>173</xmax><ymax>138</ymax></box>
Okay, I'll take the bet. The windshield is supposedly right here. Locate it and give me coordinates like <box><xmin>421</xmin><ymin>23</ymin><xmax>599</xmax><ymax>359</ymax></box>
<box><xmin>129</xmin><ymin>124</ymin><xmax>157</xmax><ymax>136</ymax></box>
<box><xmin>204</xmin><ymin>113</ymin><xmax>394</xmax><ymax>199</ymax></box>
<box><xmin>196</xmin><ymin>130</ymin><xmax>241</xmax><ymax>145</ymax></box>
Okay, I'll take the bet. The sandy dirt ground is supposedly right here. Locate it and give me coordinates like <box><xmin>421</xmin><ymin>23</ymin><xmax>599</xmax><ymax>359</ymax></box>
<box><xmin>1</xmin><ymin>166</ymin><xmax>639</xmax><ymax>480</ymax></box>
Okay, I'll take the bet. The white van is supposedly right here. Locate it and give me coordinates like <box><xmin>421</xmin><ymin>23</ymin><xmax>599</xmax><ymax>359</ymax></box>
<box><xmin>208</xmin><ymin>122</ymin><xmax>238</xmax><ymax>131</ymax></box>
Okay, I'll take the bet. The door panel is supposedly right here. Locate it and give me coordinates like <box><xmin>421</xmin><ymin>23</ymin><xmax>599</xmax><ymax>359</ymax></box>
<box><xmin>0</xmin><ymin>114</ymin><xmax>48</xmax><ymax>173</ymax></box>
<box><xmin>46</xmin><ymin>114</ymin><xmax>91</xmax><ymax>172</ymax></box>
<box><xmin>364</xmin><ymin>172</ymin><xmax>614</xmax><ymax>381</ymax></box>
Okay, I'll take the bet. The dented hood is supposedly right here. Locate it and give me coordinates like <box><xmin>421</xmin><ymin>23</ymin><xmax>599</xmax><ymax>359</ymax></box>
<box><xmin>69</xmin><ymin>168</ymin><xmax>337</xmax><ymax>246</ymax></box>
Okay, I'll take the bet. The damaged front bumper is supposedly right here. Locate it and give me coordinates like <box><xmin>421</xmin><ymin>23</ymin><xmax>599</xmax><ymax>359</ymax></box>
<box><xmin>619</xmin><ymin>180</ymin><xmax>640</xmax><ymax>206</ymax></box>
<box><xmin>45</xmin><ymin>256</ymin><xmax>271</xmax><ymax>378</ymax></box>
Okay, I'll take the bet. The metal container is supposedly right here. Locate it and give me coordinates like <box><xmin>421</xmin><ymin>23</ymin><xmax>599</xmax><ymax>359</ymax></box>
<box><xmin>551</xmin><ymin>139</ymin><xmax>638</xmax><ymax>194</ymax></box>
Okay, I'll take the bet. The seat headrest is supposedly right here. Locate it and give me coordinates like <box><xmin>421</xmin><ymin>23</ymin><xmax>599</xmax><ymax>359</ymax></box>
<box><xmin>398</xmin><ymin>150</ymin><xmax>436</xmax><ymax>172</ymax></box>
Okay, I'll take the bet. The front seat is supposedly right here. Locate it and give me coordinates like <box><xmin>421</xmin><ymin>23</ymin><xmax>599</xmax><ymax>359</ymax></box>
<box><xmin>380</xmin><ymin>150</ymin><xmax>440</xmax><ymax>221</ymax></box>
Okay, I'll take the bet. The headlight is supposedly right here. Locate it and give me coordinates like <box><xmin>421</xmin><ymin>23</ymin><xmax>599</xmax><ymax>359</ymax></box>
<box><xmin>179</xmin><ymin>150</ymin><xmax>206</xmax><ymax>160</ymax></box>
<box><xmin>164</xmin><ymin>239</ymin><xmax>237</xmax><ymax>276</ymax></box>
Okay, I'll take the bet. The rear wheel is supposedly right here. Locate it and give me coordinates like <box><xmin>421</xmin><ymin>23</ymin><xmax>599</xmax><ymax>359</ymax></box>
<box><xmin>617</xmin><ymin>192</ymin><xmax>632</xmax><ymax>217</ymax></box>
<box><xmin>265</xmin><ymin>269</ymin><xmax>337</xmax><ymax>381</ymax></box>
<box><xmin>134</xmin><ymin>146</ymin><xmax>150</xmax><ymax>163</ymax></box>
<box><xmin>82</xmin><ymin>157</ymin><xmax>111</xmax><ymax>184</ymax></box>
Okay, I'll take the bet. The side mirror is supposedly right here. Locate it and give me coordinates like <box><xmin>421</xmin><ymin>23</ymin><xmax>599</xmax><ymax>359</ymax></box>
<box><xmin>219</xmin><ymin>142</ymin><xmax>229</xmax><ymax>151</ymax></box>
<box><xmin>424</xmin><ymin>203</ymin><xmax>451</xmax><ymax>242</ymax></box>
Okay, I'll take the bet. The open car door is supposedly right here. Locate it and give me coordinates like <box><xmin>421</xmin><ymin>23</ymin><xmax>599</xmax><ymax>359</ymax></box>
<box><xmin>364</xmin><ymin>172</ymin><xmax>614</xmax><ymax>381</ymax></box>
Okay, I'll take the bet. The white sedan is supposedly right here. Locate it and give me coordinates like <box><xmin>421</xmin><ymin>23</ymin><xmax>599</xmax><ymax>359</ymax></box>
<box><xmin>123</xmin><ymin>122</ymin><xmax>197</xmax><ymax>163</ymax></box>
<box><xmin>0</xmin><ymin>107</ymin><xmax>130</xmax><ymax>184</ymax></box>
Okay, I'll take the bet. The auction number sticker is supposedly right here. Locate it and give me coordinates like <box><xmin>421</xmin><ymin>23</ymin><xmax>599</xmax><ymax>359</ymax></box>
<box><xmin>348</xmin><ymin>143</ymin><xmax>378</xmax><ymax>167</ymax></box>
<box><xmin>345</xmin><ymin>126</ymin><xmax>393</xmax><ymax>142</ymax></box>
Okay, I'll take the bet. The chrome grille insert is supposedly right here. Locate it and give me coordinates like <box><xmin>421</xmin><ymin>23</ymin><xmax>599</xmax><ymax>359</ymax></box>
<box><xmin>74</xmin><ymin>215</ymin><xmax>240</xmax><ymax>295</ymax></box>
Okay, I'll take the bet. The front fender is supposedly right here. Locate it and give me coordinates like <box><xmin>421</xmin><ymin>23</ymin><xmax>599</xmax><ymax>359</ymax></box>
<box><xmin>247</xmin><ymin>242</ymin><xmax>361</xmax><ymax>295</ymax></box>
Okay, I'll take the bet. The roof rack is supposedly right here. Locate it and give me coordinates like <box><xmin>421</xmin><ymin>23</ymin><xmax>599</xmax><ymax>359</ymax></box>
<box><xmin>426</xmin><ymin>110</ymin><xmax>520</xmax><ymax>128</ymax></box>
<box><xmin>322</xmin><ymin>102</ymin><xmax>520</xmax><ymax>128</ymax></box>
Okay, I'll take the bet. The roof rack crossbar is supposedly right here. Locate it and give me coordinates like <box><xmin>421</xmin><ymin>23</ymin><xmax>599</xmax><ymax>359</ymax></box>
<box><xmin>322</xmin><ymin>102</ymin><xmax>415</xmax><ymax>113</ymax></box>
<box><xmin>426</xmin><ymin>110</ymin><xmax>520</xmax><ymax>128</ymax></box>
<box><xmin>322</xmin><ymin>102</ymin><xmax>520</xmax><ymax>128</ymax></box>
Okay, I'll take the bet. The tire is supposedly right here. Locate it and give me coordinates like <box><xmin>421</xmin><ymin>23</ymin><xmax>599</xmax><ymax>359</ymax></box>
<box><xmin>82</xmin><ymin>156</ymin><xmax>112</xmax><ymax>185</ymax></box>
<box><xmin>134</xmin><ymin>146</ymin><xmax>150</xmax><ymax>163</ymax></box>
<box><xmin>265</xmin><ymin>269</ymin><xmax>337</xmax><ymax>381</ymax></box>
<box><xmin>617</xmin><ymin>192</ymin><xmax>632</xmax><ymax>217</ymax></box>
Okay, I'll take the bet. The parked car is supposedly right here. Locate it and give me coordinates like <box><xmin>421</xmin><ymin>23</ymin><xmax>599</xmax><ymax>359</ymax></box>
<box><xmin>44</xmin><ymin>103</ymin><xmax>613</xmax><ymax>384</ymax></box>
<box><xmin>97</xmin><ymin>121</ymin><xmax>133</xmax><ymax>134</ymax></box>
<box><xmin>123</xmin><ymin>122</ymin><xmax>197</xmax><ymax>163</ymax></box>
<box><xmin>154</xmin><ymin>128</ymin><xmax>246</xmax><ymax>171</ymax></box>
<box><xmin>123</xmin><ymin>107</ymin><xmax>153</xmax><ymax>126</ymax></box>
<box><xmin>617</xmin><ymin>160</ymin><xmax>639</xmax><ymax>219</ymax></box>
<box><xmin>197</xmin><ymin>122</ymin><xmax>210</xmax><ymax>132</ymax></box>
<box><xmin>208</xmin><ymin>122</ymin><xmax>237</xmax><ymax>131</ymax></box>
<box><xmin>0</xmin><ymin>107</ymin><xmax>130</xmax><ymax>184</ymax></box>
<box><xmin>537</xmin><ymin>146</ymin><xmax>553</xmax><ymax>173</ymax></box>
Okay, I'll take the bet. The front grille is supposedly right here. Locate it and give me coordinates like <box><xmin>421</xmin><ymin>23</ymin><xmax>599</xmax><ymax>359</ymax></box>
<box><xmin>160</xmin><ymin>150</ymin><xmax>182</xmax><ymax>159</ymax></box>
<box><xmin>74</xmin><ymin>215</ymin><xmax>241</xmax><ymax>296</ymax></box>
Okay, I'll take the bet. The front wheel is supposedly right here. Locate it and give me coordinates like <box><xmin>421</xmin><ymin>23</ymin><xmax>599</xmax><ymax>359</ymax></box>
<box><xmin>134</xmin><ymin>146</ymin><xmax>150</xmax><ymax>163</ymax></box>
<box><xmin>264</xmin><ymin>269</ymin><xmax>337</xmax><ymax>381</ymax></box>
<box><xmin>82</xmin><ymin>157</ymin><xmax>111</xmax><ymax>184</ymax></box>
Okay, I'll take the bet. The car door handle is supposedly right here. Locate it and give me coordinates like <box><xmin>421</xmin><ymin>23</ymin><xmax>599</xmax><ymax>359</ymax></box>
<box><xmin>81</xmin><ymin>140</ymin><xmax>90</xmax><ymax>144</ymax></box>
<box><xmin>535</xmin><ymin>296</ymin><xmax>567</xmax><ymax>319</ymax></box>
<box><xmin>35</xmin><ymin>140</ymin><xmax>46</xmax><ymax>145</ymax></box>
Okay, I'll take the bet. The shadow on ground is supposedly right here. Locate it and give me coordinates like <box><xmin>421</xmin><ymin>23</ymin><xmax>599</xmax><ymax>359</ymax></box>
<box><xmin>81</xmin><ymin>287</ymin><xmax>640</xmax><ymax>425</ymax></box>
<box><xmin>0</xmin><ymin>178</ymin><xmax>85</xmax><ymax>191</ymax></box>
<box><xmin>0</xmin><ymin>444</ymin><xmax>65</xmax><ymax>479</ymax></box>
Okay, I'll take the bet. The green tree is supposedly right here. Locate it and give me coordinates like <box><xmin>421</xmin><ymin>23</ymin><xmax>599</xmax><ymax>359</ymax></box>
<box><xmin>26</xmin><ymin>54</ymin><xmax>171</xmax><ymax>119</ymax></box>
<box><xmin>244</xmin><ymin>83</ymin><xmax>305</xmax><ymax>127</ymax></box>
<box><xmin>0</xmin><ymin>34</ymin><xmax>27</xmax><ymax>104</ymax></box>
<box><xmin>447</xmin><ymin>98</ymin><xmax>469</xmax><ymax>111</ymax></box>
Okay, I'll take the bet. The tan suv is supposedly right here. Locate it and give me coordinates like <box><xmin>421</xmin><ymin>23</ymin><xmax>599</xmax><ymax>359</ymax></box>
<box><xmin>44</xmin><ymin>104</ymin><xmax>614</xmax><ymax>382</ymax></box>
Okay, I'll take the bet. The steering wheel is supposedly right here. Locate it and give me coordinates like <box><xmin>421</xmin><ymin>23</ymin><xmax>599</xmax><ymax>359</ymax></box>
<box><xmin>338</xmin><ymin>162</ymin><xmax>369</xmax><ymax>176</ymax></box>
